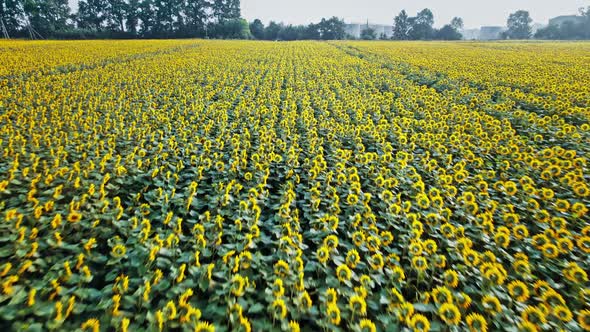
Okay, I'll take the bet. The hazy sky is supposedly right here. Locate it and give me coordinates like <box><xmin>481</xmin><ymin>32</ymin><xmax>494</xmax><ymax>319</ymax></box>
<box><xmin>241</xmin><ymin>0</ymin><xmax>588</xmax><ymax>28</ymax></box>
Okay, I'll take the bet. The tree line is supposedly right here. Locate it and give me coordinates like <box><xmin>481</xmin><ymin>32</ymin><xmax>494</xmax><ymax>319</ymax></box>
<box><xmin>499</xmin><ymin>8</ymin><xmax>590</xmax><ymax>40</ymax></box>
<box><xmin>0</xmin><ymin>0</ymin><xmax>249</xmax><ymax>38</ymax></box>
<box><xmin>1</xmin><ymin>0</ymin><xmax>589</xmax><ymax>40</ymax></box>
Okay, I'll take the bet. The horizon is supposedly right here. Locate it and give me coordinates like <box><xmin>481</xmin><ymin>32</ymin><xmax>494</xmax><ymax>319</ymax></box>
<box><xmin>64</xmin><ymin>0</ymin><xmax>588</xmax><ymax>30</ymax></box>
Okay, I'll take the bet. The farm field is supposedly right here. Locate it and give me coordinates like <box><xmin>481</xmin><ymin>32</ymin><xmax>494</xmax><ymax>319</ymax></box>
<box><xmin>0</xmin><ymin>40</ymin><xmax>589</xmax><ymax>332</ymax></box>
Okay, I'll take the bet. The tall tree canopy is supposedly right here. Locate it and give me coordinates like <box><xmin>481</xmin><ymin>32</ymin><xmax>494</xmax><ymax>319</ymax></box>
<box><xmin>407</xmin><ymin>8</ymin><xmax>434</xmax><ymax>40</ymax></box>
<box><xmin>505</xmin><ymin>10</ymin><xmax>532</xmax><ymax>39</ymax></box>
<box><xmin>392</xmin><ymin>10</ymin><xmax>410</xmax><ymax>40</ymax></box>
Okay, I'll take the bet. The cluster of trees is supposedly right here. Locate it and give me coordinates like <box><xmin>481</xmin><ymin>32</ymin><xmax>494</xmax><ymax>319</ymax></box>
<box><xmin>249</xmin><ymin>16</ymin><xmax>345</xmax><ymax>41</ymax></box>
<box><xmin>501</xmin><ymin>7</ymin><xmax>590</xmax><ymax>40</ymax></box>
<box><xmin>535</xmin><ymin>7</ymin><xmax>590</xmax><ymax>40</ymax></box>
<box><xmin>1</xmin><ymin>0</ymin><xmax>590</xmax><ymax>40</ymax></box>
<box><xmin>391</xmin><ymin>9</ymin><xmax>464</xmax><ymax>40</ymax></box>
<box><xmin>0</xmin><ymin>0</ymin><xmax>249</xmax><ymax>38</ymax></box>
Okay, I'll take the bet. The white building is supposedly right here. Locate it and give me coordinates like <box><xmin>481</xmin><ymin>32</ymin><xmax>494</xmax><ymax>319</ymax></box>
<box><xmin>345</xmin><ymin>23</ymin><xmax>394</xmax><ymax>39</ymax></box>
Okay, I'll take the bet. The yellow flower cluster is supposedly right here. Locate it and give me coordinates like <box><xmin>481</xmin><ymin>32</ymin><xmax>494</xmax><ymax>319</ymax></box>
<box><xmin>0</xmin><ymin>39</ymin><xmax>589</xmax><ymax>331</ymax></box>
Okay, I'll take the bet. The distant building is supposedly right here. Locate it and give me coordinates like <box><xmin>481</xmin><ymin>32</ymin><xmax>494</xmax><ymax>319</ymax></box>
<box><xmin>532</xmin><ymin>23</ymin><xmax>547</xmax><ymax>34</ymax></box>
<box><xmin>479</xmin><ymin>26</ymin><xmax>506</xmax><ymax>40</ymax></box>
<box><xmin>345</xmin><ymin>23</ymin><xmax>393</xmax><ymax>39</ymax></box>
<box><xmin>345</xmin><ymin>24</ymin><xmax>362</xmax><ymax>38</ymax></box>
<box><xmin>548</xmin><ymin>15</ymin><xmax>584</xmax><ymax>27</ymax></box>
<box><xmin>460</xmin><ymin>28</ymin><xmax>480</xmax><ymax>40</ymax></box>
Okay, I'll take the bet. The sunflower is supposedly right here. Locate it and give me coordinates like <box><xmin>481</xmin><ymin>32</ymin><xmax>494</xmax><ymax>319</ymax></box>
<box><xmin>288</xmin><ymin>321</ymin><xmax>300</xmax><ymax>332</ymax></box>
<box><xmin>369</xmin><ymin>253</ymin><xmax>384</xmax><ymax>270</ymax></box>
<box><xmin>408</xmin><ymin>313</ymin><xmax>430</xmax><ymax>332</ymax></box>
<box><xmin>359</xmin><ymin>319</ymin><xmax>376</xmax><ymax>332</ymax></box>
<box><xmin>456</xmin><ymin>292</ymin><xmax>472</xmax><ymax>309</ymax></box>
<box><xmin>67</xmin><ymin>210</ymin><xmax>82</xmax><ymax>223</ymax></box>
<box><xmin>272</xmin><ymin>279</ymin><xmax>285</xmax><ymax>297</ymax></box>
<box><xmin>423</xmin><ymin>240</ymin><xmax>437</xmax><ymax>255</ymax></box>
<box><xmin>111</xmin><ymin>244</ymin><xmax>126</xmax><ymax>258</ymax></box>
<box><xmin>270</xmin><ymin>299</ymin><xmax>287</xmax><ymax>319</ymax></box>
<box><xmin>434</xmin><ymin>255</ymin><xmax>447</xmax><ymax>268</ymax></box>
<box><xmin>411</xmin><ymin>256</ymin><xmax>427</xmax><ymax>272</ymax></box>
<box><xmin>554</xmin><ymin>199</ymin><xmax>570</xmax><ymax>212</ymax></box>
<box><xmin>230</xmin><ymin>274</ymin><xmax>247</xmax><ymax>297</ymax></box>
<box><xmin>408</xmin><ymin>241</ymin><xmax>423</xmax><ymax>256</ymax></box>
<box><xmin>391</xmin><ymin>301</ymin><xmax>412</xmax><ymax>323</ymax></box>
<box><xmin>390</xmin><ymin>288</ymin><xmax>405</xmax><ymax>308</ymax></box>
<box><xmin>352</xmin><ymin>231</ymin><xmax>365</xmax><ymax>247</ymax></box>
<box><xmin>516</xmin><ymin>320</ymin><xmax>538</xmax><ymax>332</ymax></box>
<box><xmin>391</xmin><ymin>265</ymin><xmax>405</xmax><ymax>283</ymax></box>
<box><xmin>432</xmin><ymin>286</ymin><xmax>453</xmax><ymax>304</ymax></box>
<box><xmin>512</xmin><ymin>225</ymin><xmax>529</xmax><ymax>240</ymax></box>
<box><xmin>577</xmin><ymin>236</ymin><xmax>590</xmax><ymax>254</ymax></box>
<box><xmin>521</xmin><ymin>305</ymin><xmax>547</xmax><ymax>325</ymax></box>
<box><xmin>565</xmin><ymin>264</ymin><xmax>588</xmax><ymax>283</ymax></box>
<box><xmin>323</xmin><ymin>235</ymin><xmax>339</xmax><ymax>249</ymax></box>
<box><xmin>508</xmin><ymin>280</ymin><xmax>530</xmax><ymax>302</ymax></box>
<box><xmin>345</xmin><ymin>249</ymin><xmax>361</xmax><ymax>269</ymax></box>
<box><xmin>274</xmin><ymin>260</ymin><xmax>290</xmax><ymax>278</ymax></box>
<box><xmin>466</xmin><ymin>313</ymin><xmax>487</xmax><ymax>332</ymax></box>
<box><xmin>349</xmin><ymin>295</ymin><xmax>367</xmax><ymax>316</ymax></box>
<box><xmin>541</xmin><ymin>243</ymin><xmax>559</xmax><ymax>259</ymax></box>
<box><xmin>504</xmin><ymin>181</ymin><xmax>518</xmax><ymax>196</ymax></box>
<box><xmin>494</xmin><ymin>232</ymin><xmax>510</xmax><ymax>248</ymax></box>
<box><xmin>366</xmin><ymin>236</ymin><xmax>381</xmax><ymax>252</ymax></box>
<box><xmin>438</xmin><ymin>303</ymin><xmax>461</xmax><ymax>325</ymax></box>
<box><xmin>482</xmin><ymin>295</ymin><xmax>501</xmax><ymax>315</ymax></box>
<box><xmin>326</xmin><ymin>303</ymin><xmax>341</xmax><ymax>325</ymax></box>
<box><xmin>299</xmin><ymin>291</ymin><xmax>312</xmax><ymax>310</ymax></box>
<box><xmin>557</xmin><ymin>238</ymin><xmax>574</xmax><ymax>254</ymax></box>
<box><xmin>541</xmin><ymin>288</ymin><xmax>565</xmax><ymax>306</ymax></box>
<box><xmin>194</xmin><ymin>321</ymin><xmax>215</xmax><ymax>332</ymax></box>
<box><xmin>443</xmin><ymin>269</ymin><xmax>459</xmax><ymax>288</ymax></box>
<box><xmin>552</xmin><ymin>305</ymin><xmax>572</xmax><ymax>322</ymax></box>
<box><xmin>317</xmin><ymin>246</ymin><xmax>330</xmax><ymax>264</ymax></box>
<box><xmin>578</xmin><ymin>309</ymin><xmax>590</xmax><ymax>331</ymax></box>
<box><xmin>336</xmin><ymin>265</ymin><xmax>352</xmax><ymax>283</ymax></box>
<box><xmin>325</xmin><ymin>288</ymin><xmax>337</xmax><ymax>304</ymax></box>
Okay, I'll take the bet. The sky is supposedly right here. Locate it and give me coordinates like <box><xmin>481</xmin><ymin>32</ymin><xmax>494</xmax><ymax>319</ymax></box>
<box><xmin>240</xmin><ymin>0</ymin><xmax>589</xmax><ymax>29</ymax></box>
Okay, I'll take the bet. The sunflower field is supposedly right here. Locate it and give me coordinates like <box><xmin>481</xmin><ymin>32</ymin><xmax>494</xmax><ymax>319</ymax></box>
<box><xmin>0</xmin><ymin>40</ymin><xmax>589</xmax><ymax>332</ymax></box>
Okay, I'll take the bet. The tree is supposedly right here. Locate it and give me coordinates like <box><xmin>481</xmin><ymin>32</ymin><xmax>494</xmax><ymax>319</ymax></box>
<box><xmin>301</xmin><ymin>22</ymin><xmax>320</xmax><ymax>39</ymax></box>
<box><xmin>104</xmin><ymin>0</ymin><xmax>127</xmax><ymax>32</ymax></box>
<box><xmin>249</xmin><ymin>18</ymin><xmax>264</xmax><ymax>39</ymax></box>
<box><xmin>264</xmin><ymin>20</ymin><xmax>280</xmax><ymax>40</ymax></box>
<box><xmin>24</xmin><ymin>0</ymin><xmax>70</xmax><ymax>36</ymax></box>
<box><xmin>1</xmin><ymin>0</ymin><xmax>24</xmax><ymax>35</ymax></box>
<box><xmin>434</xmin><ymin>24</ymin><xmax>462</xmax><ymax>40</ymax></box>
<box><xmin>138</xmin><ymin>0</ymin><xmax>156</xmax><ymax>35</ymax></box>
<box><xmin>278</xmin><ymin>24</ymin><xmax>299</xmax><ymax>40</ymax></box>
<box><xmin>125</xmin><ymin>0</ymin><xmax>140</xmax><ymax>34</ymax></box>
<box><xmin>77</xmin><ymin>0</ymin><xmax>107</xmax><ymax>30</ymax></box>
<box><xmin>450</xmin><ymin>17</ymin><xmax>463</xmax><ymax>30</ymax></box>
<box><xmin>318</xmin><ymin>16</ymin><xmax>345</xmax><ymax>40</ymax></box>
<box><xmin>211</xmin><ymin>0</ymin><xmax>240</xmax><ymax>23</ymax></box>
<box><xmin>434</xmin><ymin>16</ymin><xmax>463</xmax><ymax>40</ymax></box>
<box><xmin>360</xmin><ymin>26</ymin><xmax>376</xmax><ymax>40</ymax></box>
<box><xmin>183</xmin><ymin>0</ymin><xmax>209</xmax><ymax>37</ymax></box>
<box><xmin>408</xmin><ymin>8</ymin><xmax>434</xmax><ymax>40</ymax></box>
<box><xmin>392</xmin><ymin>9</ymin><xmax>410</xmax><ymax>40</ymax></box>
<box><xmin>210</xmin><ymin>17</ymin><xmax>249</xmax><ymax>38</ymax></box>
<box><xmin>505</xmin><ymin>10</ymin><xmax>532</xmax><ymax>39</ymax></box>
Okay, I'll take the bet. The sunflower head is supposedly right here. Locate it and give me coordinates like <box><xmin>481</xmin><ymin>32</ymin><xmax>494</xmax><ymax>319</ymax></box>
<box><xmin>438</xmin><ymin>302</ymin><xmax>461</xmax><ymax>325</ymax></box>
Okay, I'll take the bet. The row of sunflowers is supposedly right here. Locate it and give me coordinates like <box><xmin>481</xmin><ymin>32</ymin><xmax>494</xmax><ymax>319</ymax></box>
<box><xmin>0</xmin><ymin>40</ymin><xmax>589</xmax><ymax>331</ymax></box>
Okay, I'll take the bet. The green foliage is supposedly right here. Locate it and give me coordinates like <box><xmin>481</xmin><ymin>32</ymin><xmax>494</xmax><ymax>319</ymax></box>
<box><xmin>505</xmin><ymin>10</ymin><xmax>533</xmax><ymax>40</ymax></box>
<box><xmin>360</xmin><ymin>27</ymin><xmax>376</xmax><ymax>40</ymax></box>
<box><xmin>392</xmin><ymin>9</ymin><xmax>410</xmax><ymax>40</ymax></box>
